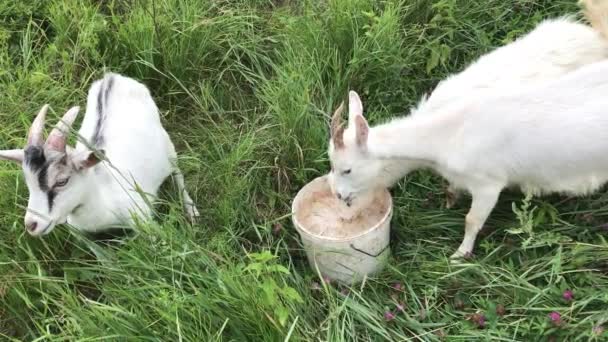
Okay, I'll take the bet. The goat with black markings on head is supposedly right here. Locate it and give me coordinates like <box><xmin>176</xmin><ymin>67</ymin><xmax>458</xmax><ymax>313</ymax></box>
<box><xmin>0</xmin><ymin>73</ymin><xmax>199</xmax><ymax>236</ymax></box>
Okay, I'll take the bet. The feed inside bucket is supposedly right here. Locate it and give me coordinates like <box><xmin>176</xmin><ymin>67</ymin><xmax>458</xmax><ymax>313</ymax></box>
<box><xmin>292</xmin><ymin>175</ymin><xmax>392</xmax><ymax>284</ymax></box>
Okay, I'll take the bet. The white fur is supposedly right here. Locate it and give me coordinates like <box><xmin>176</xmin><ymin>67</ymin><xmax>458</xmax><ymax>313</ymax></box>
<box><xmin>0</xmin><ymin>73</ymin><xmax>199</xmax><ymax>236</ymax></box>
<box><xmin>65</xmin><ymin>73</ymin><xmax>199</xmax><ymax>232</ymax></box>
<box><xmin>329</xmin><ymin>5</ymin><xmax>608</xmax><ymax>259</ymax></box>
<box><xmin>335</xmin><ymin>15</ymin><xmax>608</xmax><ymax>206</ymax></box>
<box><xmin>416</xmin><ymin>16</ymin><xmax>608</xmax><ymax>115</ymax></box>
<box><xmin>333</xmin><ymin>60</ymin><xmax>608</xmax><ymax>259</ymax></box>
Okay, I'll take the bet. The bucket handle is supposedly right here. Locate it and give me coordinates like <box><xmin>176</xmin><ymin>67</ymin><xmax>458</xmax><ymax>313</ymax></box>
<box><xmin>349</xmin><ymin>243</ymin><xmax>389</xmax><ymax>258</ymax></box>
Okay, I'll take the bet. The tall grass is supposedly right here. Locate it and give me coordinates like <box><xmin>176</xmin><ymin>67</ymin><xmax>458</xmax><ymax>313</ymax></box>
<box><xmin>1</xmin><ymin>0</ymin><xmax>607</xmax><ymax>340</ymax></box>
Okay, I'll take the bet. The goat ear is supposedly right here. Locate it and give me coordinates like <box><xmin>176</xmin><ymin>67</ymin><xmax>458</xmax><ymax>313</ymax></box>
<box><xmin>73</xmin><ymin>150</ymin><xmax>104</xmax><ymax>170</ymax></box>
<box><xmin>348</xmin><ymin>90</ymin><xmax>364</xmax><ymax>125</ymax></box>
<box><xmin>354</xmin><ymin>114</ymin><xmax>369</xmax><ymax>147</ymax></box>
<box><xmin>0</xmin><ymin>149</ymin><xmax>24</xmax><ymax>164</ymax></box>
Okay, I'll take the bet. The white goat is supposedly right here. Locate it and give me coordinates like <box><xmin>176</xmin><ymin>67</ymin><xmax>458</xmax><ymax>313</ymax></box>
<box><xmin>331</xmin><ymin>59</ymin><xmax>608</xmax><ymax>259</ymax></box>
<box><xmin>328</xmin><ymin>1</ymin><xmax>608</xmax><ymax>259</ymax></box>
<box><xmin>0</xmin><ymin>73</ymin><xmax>199</xmax><ymax>236</ymax></box>
<box><xmin>329</xmin><ymin>1</ymin><xmax>608</xmax><ymax>208</ymax></box>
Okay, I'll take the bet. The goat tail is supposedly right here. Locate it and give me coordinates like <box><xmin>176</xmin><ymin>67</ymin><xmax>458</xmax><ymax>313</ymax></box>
<box><xmin>581</xmin><ymin>0</ymin><xmax>608</xmax><ymax>39</ymax></box>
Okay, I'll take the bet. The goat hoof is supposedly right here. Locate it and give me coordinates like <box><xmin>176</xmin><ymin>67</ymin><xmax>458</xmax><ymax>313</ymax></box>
<box><xmin>449</xmin><ymin>254</ymin><xmax>463</xmax><ymax>264</ymax></box>
<box><xmin>186</xmin><ymin>205</ymin><xmax>200</xmax><ymax>224</ymax></box>
<box><xmin>449</xmin><ymin>250</ymin><xmax>472</xmax><ymax>264</ymax></box>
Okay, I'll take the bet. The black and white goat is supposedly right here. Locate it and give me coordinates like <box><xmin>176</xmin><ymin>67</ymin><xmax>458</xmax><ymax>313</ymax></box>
<box><xmin>0</xmin><ymin>73</ymin><xmax>199</xmax><ymax>236</ymax></box>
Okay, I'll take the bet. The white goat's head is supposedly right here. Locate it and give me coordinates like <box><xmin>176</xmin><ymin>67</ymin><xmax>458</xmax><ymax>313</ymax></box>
<box><xmin>0</xmin><ymin>105</ymin><xmax>102</xmax><ymax>236</ymax></box>
<box><xmin>328</xmin><ymin>91</ymin><xmax>385</xmax><ymax>206</ymax></box>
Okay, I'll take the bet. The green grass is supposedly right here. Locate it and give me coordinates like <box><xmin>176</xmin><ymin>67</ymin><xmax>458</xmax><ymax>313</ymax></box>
<box><xmin>1</xmin><ymin>0</ymin><xmax>607</xmax><ymax>340</ymax></box>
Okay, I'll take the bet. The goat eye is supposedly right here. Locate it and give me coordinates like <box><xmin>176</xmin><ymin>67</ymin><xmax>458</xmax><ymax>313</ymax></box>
<box><xmin>342</xmin><ymin>169</ymin><xmax>352</xmax><ymax>175</ymax></box>
<box><xmin>55</xmin><ymin>178</ymin><xmax>69</xmax><ymax>187</ymax></box>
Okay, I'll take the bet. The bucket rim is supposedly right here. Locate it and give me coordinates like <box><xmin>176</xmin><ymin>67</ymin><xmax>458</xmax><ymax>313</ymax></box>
<box><xmin>291</xmin><ymin>175</ymin><xmax>393</xmax><ymax>242</ymax></box>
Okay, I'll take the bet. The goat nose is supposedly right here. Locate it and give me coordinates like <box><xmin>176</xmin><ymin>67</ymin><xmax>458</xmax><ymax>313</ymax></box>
<box><xmin>337</xmin><ymin>193</ymin><xmax>342</xmax><ymax>200</ymax></box>
<box><xmin>25</xmin><ymin>221</ymin><xmax>38</xmax><ymax>233</ymax></box>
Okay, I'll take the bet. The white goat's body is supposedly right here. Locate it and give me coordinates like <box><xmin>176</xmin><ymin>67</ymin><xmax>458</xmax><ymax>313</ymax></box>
<box><xmin>368</xmin><ymin>59</ymin><xmax>608</xmax><ymax>257</ymax></box>
<box><xmin>328</xmin><ymin>2</ymin><xmax>608</xmax><ymax>259</ymax></box>
<box><xmin>67</xmin><ymin>73</ymin><xmax>192</xmax><ymax>232</ymax></box>
<box><xmin>380</xmin><ymin>16</ymin><xmax>608</xmax><ymax>206</ymax></box>
<box><xmin>377</xmin><ymin>58</ymin><xmax>608</xmax><ymax>188</ymax></box>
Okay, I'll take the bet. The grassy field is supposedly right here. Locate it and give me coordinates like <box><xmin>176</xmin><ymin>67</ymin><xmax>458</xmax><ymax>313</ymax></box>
<box><xmin>1</xmin><ymin>0</ymin><xmax>607</xmax><ymax>340</ymax></box>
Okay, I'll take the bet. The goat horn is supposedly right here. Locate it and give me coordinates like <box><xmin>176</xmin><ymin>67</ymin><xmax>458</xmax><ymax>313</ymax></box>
<box><xmin>333</xmin><ymin>125</ymin><xmax>345</xmax><ymax>149</ymax></box>
<box><xmin>27</xmin><ymin>104</ymin><xmax>49</xmax><ymax>146</ymax></box>
<box><xmin>46</xmin><ymin>106</ymin><xmax>80</xmax><ymax>152</ymax></box>
<box><xmin>330</xmin><ymin>101</ymin><xmax>344</xmax><ymax>137</ymax></box>
<box><xmin>330</xmin><ymin>101</ymin><xmax>346</xmax><ymax>149</ymax></box>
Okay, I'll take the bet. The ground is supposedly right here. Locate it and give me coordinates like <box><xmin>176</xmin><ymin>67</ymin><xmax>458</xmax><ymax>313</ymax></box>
<box><xmin>0</xmin><ymin>0</ymin><xmax>607</xmax><ymax>340</ymax></box>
